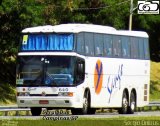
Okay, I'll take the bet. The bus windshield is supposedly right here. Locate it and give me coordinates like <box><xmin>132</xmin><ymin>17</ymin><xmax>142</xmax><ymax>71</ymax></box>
<box><xmin>16</xmin><ymin>56</ymin><xmax>75</xmax><ymax>86</ymax></box>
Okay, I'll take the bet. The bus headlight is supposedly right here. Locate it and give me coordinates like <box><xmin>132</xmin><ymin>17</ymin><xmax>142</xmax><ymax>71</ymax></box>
<box><xmin>58</xmin><ymin>92</ymin><xmax>73</xmax><ymax>97</ymax></box>
<box><xmin>17</xmin><ymin>92</ymin><xmax>30</xmax><ymax>96</ymax></box>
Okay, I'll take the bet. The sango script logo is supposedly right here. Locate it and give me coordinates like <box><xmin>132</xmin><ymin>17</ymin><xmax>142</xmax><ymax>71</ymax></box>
<box><xmin>138</xmin><ymin>1</ymin><xmax>159</xmax><ymax>14</ymax></box>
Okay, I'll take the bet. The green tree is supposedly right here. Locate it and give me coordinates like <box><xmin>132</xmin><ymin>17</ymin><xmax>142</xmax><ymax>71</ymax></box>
<box><xmin>0</xmin><ymin>0</ymin><xmax>45</xmax><ymax>85</ymax></box>
<box><xmin>133</xmin><ymin>14</ymin><xmax>160</xmax><ymax>61</ymax></box>
<box><xmin>0</xmin><ymin>0</ymin><xmax>160</xmax><ymax>86</ymax></box>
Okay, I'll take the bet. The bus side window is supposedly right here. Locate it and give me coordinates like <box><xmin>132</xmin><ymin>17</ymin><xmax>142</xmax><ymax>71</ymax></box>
<box><xmin>113</xmin><ymin>35</ymin><xmax>121</xmax><ymax>57</ymax></box>
<box><xmin>84</xmin><ymin>33</ymin><xmax>94</xmax><ymax>56</ymax></box>
<box><xmin>144</xmin><ymin>38</ymin><xmax>149</xmax><ymax>59</ymax></box>
<box><xmin>94</xmin><ymin>33</ymin><xmax>104</xmax><ymax>56</ymax></box>
<box><xmin>122</xmin><ymin>36</ymin><xmax>130</xmax><ymax>58</ymax></box>
<box><xmin>131</xmin><ymin>37</ymin><xmax>139</xmax><ymax>59</ymax></box>
<box><xmin>104</xmin><ymin>34</ymin><xmax>112</xmax><ymax>57</ymax></box>
<box><xmin>139</xmin><ymin>38</ymin><xmax>144</xmax><ymax>59</ymax></box>
<box><xmin>85</xmin><ymin>46</ymin><xmax>89</xmax><ymax>54</ymax></box>
<box><xmin>76</xmin><ymin>33</ymin><xmax>84</xmax><ymax>55</ymax></box>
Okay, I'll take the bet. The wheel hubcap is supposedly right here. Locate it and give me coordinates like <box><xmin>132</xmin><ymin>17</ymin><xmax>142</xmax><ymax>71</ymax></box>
<box><xmin>131</xmin><ymin>102</ymin><xmax>135</xmax><ymax>110</ymax></box>
<box><xmin>83</xmin><ymin>98</ymin><xmax>88</xmax><ymax>109</ymax></box>
<box><xmin>123</xmin><ymin>98</ymin><xmax>128</xmax><ymax>108</ymax></box>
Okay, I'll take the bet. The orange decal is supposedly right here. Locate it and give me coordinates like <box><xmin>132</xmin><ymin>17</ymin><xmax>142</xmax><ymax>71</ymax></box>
<box><xmin>94</xmin><ymin>60</ymin><xmax>103</xmax><ymax>94</ymax></box>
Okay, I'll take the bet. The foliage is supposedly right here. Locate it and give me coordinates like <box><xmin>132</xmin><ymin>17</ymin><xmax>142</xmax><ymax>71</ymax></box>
<box><xmin>0</xmin><ymin>0</ymin><xmax>160</xmax><ymax>86</ymax></box>
<box><xmin>0</xmin><ymin>83</ymin><xmax>16</xmax><ymax>104</ymax></box>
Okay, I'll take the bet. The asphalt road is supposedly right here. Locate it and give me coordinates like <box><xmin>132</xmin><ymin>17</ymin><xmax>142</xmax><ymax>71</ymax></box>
<box><xmin>0</xmin><ymin>111</ymin><xmax>160</xmax><ymax>120</ymax></box>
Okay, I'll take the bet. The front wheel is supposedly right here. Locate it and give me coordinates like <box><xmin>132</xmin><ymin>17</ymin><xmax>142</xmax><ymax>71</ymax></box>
<box><xmin>81</xmin><ymin>94</ymin><xmax>89</xmax><ymax>114</ymax></box>
<box><xmin>30</xmin><ymin>107</ymin><xmax>42</xmax><ymax>116</ymax></box>
<box><xmin>88</xmin><ymin>108</ymin><xmax>96</xmax><ymax>114</ymax></box>
<box><xmin>71</xmin><ymin>91</ymin><xmax>89</xmax><ymax>115</ymax></box>
<box><xmin>71</xmin><ymin>108</ymin><xmax>82</xmax><ymax>115</ymax></box>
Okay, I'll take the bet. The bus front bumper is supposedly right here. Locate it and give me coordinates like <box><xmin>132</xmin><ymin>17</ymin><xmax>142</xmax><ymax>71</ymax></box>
<box><xmin>17</xmin><ymin>96</ymin><xmax>82</xmax><ymax>108</ymax></box>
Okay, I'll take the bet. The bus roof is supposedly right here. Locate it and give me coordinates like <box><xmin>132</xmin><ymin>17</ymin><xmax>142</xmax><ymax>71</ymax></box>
<box><xmin>22</xmin><ymin>24</ymin><xmax>148</xmax><ymax>38</ymax></box>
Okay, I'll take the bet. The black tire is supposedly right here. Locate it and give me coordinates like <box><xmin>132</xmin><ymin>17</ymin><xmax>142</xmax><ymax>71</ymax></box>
<box><xmin>118</xmin><ymin>91</ymin><xmax>128</xmax><ymax>114</ymax></box>
<box><xmin>71</xmin><ymin>108</ymin><xmax>82</xmax><ymax>115</ymax></box>
<box><xmin>30</xmin><ymin>107</ymin><xmax>42</xmax><ymax>116</ymax></box>
<box><xmin>88</xmin><ymin>108</ymin><xmax>96</xmax><ymax>114</ymax></box>
<box><xmin>81</xmin><ymin>91</ymin><xmax>89</xmax><ymax>114</ymax></box>
<box><xmin>128</xmin><ymin>92</ymin><xmax>136</xmax><ymax>114</ymax></box>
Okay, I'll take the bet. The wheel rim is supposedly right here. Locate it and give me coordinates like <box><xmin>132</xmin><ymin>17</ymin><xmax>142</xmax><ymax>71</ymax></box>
<box><xmin>130</xmin><ymin>93</ymin><xmax>136</xmax><ymax>111</ymax></box>
<box><xmin>123</xmin><ymin>98</ymin><xmax>128</xmax><ymax>107</ymax></box>
<box><xmin>123</xmin><ymin>97</ymin><xmax>128</xmax><ymax>111</ymax></box>
<box><xmin>83</xmin><ymin>97</ymin><xmax>88</xmax><ymax>111</ymax></box>
<box><xmin>131</xmin><ymin>101</ymin><xmax>135</xmax><ymax>110</ymax></box>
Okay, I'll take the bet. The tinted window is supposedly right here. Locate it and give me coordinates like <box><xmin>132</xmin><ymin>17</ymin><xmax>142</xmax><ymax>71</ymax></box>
<box><xmin>104</xmin><ymin>34</ymin><xmax>112</xmax><ymax>57</ymax></box>
<box><xmin>131</xmin><ymin>37</ymin><xmax>139</xmax><ymax>59</ymax></box>
<box><xmin>144</xmin><ymin>38</ymin><xmax>149</xmax><ymax>59</ymax></box>
<box><xmin>76</xmin><ymin>58</ymin><xmax>85</xmax><ymax>84</ymax></box>
<box><xmin>17</xmin><ymin>56</ymin><xmax>75</xmax><ymax>86</ymax></box>
<box><xmin>94</xmin><ymin>34</ymin><xmax>104</xmax><ymax>56</ymax></box>
<box><xmin>121</xmin><ymin>36</ymin><xmax>130</xmax><ymax>58</ymax></box>
<box><xmin>76</xmin><ymin>33</ymin><xmax>84</xmax><ymax>54</ymax></box>
<box><xmin>139</xmin><ymin>38</ymin><xmax>144</xmax><ymax>59</ymax></box>
<box><xmin>84</xmin><ymin>33</ymin><xmax>94</xmax><ymax>56</ymax></box>
<box><xmin>113</xmin><ymin>35</ymin><xmax>121</xmax><ymax>57</ymax></box>
<box><xmin>21</xmin><ymin>34</ymin><xmax>74</xmax><ymax>51</ymax></box>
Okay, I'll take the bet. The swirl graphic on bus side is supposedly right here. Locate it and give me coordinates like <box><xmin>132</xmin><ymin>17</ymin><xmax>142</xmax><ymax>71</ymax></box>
<box><xmin>94</xmin><ymin>60</ymin><xmax>103</xmax><ymax>94</ymax></box>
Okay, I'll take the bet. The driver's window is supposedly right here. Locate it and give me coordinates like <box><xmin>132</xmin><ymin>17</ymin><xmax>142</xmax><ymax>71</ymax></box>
<box><xmin>76</xmin><ymin>58</ymin><xmax>85</xmax><ymax>84</ymax></box>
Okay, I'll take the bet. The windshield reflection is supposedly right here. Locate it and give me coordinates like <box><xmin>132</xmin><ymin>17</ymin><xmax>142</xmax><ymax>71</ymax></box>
<box><xmin>17</xmin><ymin>56</ymin><xmax>75</xmax><ymax>86</ymax></box>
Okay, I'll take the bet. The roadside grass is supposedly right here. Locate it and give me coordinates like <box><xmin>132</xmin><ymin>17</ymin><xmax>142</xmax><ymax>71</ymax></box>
<box><xmin>150</xmin><ymin>61</ymin><xmax>160</xmax><ymax>101</ymax></box>
<box><xmin>141</xmin><ymin>106</ymin><xmax>160</xmax><ymax>111</ymax></box>
<box><xmin>150</xmin><ymin>61</ymin><xmax>160</xmax><ymax>83</ymax></box>
<box><xmin>150</xmin><ymin>82</ymin><xmax>160</xmax><ymax>100</ymax></box>
<box><xmin>0</xmin><ymin>111</ymin><xmax>31</xmax><ymax>116</ymax></box>
<box><xmin>0</xmin><ymin>84</ymin><xmax>16</xmax><ymax>105</ymax></box>
<box><xmin>1</xmin><ymin>116</ymin><xmax>160</xmax><ymax>126</ymax></box>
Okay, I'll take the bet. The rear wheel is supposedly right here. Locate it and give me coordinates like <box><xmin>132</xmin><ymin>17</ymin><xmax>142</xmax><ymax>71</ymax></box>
<box><xmin>30</xmin><ymin>107</ymin><xmax>42</xmax><ymax>116</ymax></box>
<box><xmin>128</xmin><ymin>92</ymin><xmax>136</xmax><ymax>114</ymax></box>
<box><xmin>118</xmin><ymin>91</ymin><xmax>128</xmax><ymax>114</ymax></box>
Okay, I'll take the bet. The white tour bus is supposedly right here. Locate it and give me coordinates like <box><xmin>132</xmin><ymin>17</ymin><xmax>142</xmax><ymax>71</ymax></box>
<box><xmin>16</xmin><ymin>24</ymin><xmax>150</xmax><ymax>116</ymax></box>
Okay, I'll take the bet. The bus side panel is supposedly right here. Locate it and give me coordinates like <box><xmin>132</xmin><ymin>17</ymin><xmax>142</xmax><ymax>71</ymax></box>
<box><xmin>85</xmin><ymin>57</ymin><xmax>150</xmax><ymax>108</ymax></box>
